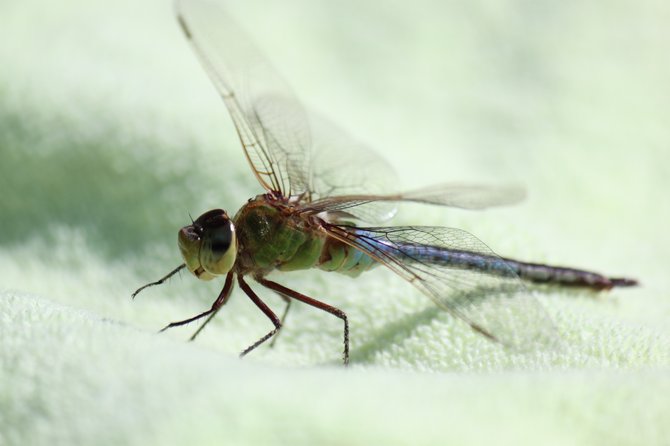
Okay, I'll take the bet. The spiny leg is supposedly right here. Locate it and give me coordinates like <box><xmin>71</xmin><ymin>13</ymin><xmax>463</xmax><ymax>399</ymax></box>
<box><xmin>189</xmin><ymin>306</ymin><xmax>223</xmax><ymax>342</ymax></box>
<box><xmin>258</xmin><ymin>278</ymin><xmax>349</xmax><ymax>366</ymax></box>
<box><xmin>269</xmin><ymin>293</ymin><xmax>292</xmax><ymax>348</ymax></box>
<box><xmin>189</xmin><ymin>272</ymin><xmax>236</xmax><ymax>341</ymax></box>
<box><xmin>159</xmin><ymin>272</ymin><xmax>234</xmax><ymax>334</ymax></box>
<box><xmin>132</xmin><ymin>264</ymin><xmax>186</xmax><ymax>299</ymax></box>
<box><xmin>237</xmin><ymin>275</ymin><xmax>282</xmax><ymax>358</ymax></box>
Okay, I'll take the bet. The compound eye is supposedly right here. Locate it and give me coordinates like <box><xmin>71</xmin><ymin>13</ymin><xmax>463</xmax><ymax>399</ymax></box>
<box><xmin>178</xmin><ymin>209</ymin><xmax>237</xmax><ymax>280</ymax></box>
<box><xmin>197</xmin><ymin>210</ymin><xmax>238</xmax><ymax>276</ymax></box>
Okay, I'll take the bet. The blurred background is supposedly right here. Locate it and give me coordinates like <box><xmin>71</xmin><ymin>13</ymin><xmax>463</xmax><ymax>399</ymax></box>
<box><xmin>1</xmin><ymin>0</ymin><xmax>669</xmax><ymax>444</ymax></box>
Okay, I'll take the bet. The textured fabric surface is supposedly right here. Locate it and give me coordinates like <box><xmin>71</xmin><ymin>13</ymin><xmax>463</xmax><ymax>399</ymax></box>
<box><xmin>1</xmin><ymin>0</ymin><xmax>669</xmax><ymax>445</ymax></box>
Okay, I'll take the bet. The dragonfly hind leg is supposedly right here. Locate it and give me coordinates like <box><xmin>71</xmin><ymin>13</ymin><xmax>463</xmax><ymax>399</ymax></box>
<box><xmin>258</xmin><ymin>278</ymin><xmax>350</xmax><ymax>366</ymax></box>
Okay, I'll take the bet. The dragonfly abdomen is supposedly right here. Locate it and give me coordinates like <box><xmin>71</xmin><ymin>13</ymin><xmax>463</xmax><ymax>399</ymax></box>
<box><xmin>316</xmin><ymin>237</ymin><xmax>378</xmax><ymax>277</ymax></box>
<box><xmin>509</xmin><ymin>260</ymin><xmax>636</xmax><ymax>290</ymax></box>
<box><xmin>395</xmin><ymin>243</ymin><xmax>634</xmax><ymax>290</ymax></box>
<box><xmin>399</xmin><ymin>245</ymin><xmax>517</xmax><ymax>277</ymax></box>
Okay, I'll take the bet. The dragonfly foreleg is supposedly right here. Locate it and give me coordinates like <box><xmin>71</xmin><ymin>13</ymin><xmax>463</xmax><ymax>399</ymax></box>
<box><xmin>132</xmin><ymin>263</ymin><xmax>186</xmax><ymax>299</ymax></box>
<box><xmin>188</xmin><ymin>272</ymin><xmax>235</xmax><ymax>341</ymax></box>
<box><xmin>238</xmin><ymin>275</ymin><xmax>282</xmax><ymax>358</ymax></box>
<box><xmin>257</xmin><ymin>278</ymin><xmax>350</xmax><ymax>366</ymax></box>
<box><xmin>158</xmin><ymin>272</ymin><xmax>234</xmax><ymax>335</ymax></box>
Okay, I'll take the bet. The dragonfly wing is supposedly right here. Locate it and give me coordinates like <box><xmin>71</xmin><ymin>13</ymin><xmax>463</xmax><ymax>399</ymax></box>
<box><xmin>305</xmin><ymin>183</ymin><xmax>525</xmax><ymax>220</ymax></box>
<box><xmin>307</xmin><ymin>114</ymin><xmax>400</xmax><ymax>222</ymax></box>
<box><xmin>177</xmin><ymin>0</ymin><xmax>400</xmax><ymax>219</ymax></box>
<box><xmin>178</xmin><ymin>1</ymin><xmax>523</xmax><ymax>221</ymax></box>
<box><xmin>326</xmin><ymin>225</ymin><xmax>560</xmax><ymax>350</ymax></box>
<box><xmin>177</xmin><ymin>0</ymin><xmax>312</xmax><ymax>195</ymax></box>
<box><xmin>399</xmin><ymin>183</ymin><xmax>525</xmax><ymax>209</ymax></box>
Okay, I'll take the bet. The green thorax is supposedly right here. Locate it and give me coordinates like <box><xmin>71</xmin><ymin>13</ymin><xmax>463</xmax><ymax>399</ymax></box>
<box><xmin>232</xmin><ymin>195</ymin><xmax>377</xmax><ymax>277</ymax></box>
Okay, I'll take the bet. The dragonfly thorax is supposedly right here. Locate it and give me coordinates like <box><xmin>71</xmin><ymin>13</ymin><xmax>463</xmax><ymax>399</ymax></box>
<box><xmin>178</xmin><ymin>209</ymin><xmax>238</xmax><ymax>281</ymax></box>
<box><xmin>230</xmin><ymin>195</ymin><xmax>378</xmax><ymax>278</ymax></box>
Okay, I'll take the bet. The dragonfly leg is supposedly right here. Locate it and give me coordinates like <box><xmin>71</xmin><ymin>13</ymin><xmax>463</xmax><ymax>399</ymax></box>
<box><xmin>132</xmin><ymin>264</ymin><xmax>186</xmax><ymax>299</ymax></box>
<box><xmin>269</xmin><ymin>294</ymin><xmax>292</xmax><ymax>348</ymax></box>
<box><xmin>158</xmin><ymin>272</ymin><xmax>234</xmax><ymax>335</ymax></box>
<box><xmin>258</xmin><ymin>278</ymin><xmax>349</xmax><ymax>366</ymax></box>
<box><xmin>238</xmin><ymin>275</ymin><xmax>282</xmax><ymax>358</ymax></box>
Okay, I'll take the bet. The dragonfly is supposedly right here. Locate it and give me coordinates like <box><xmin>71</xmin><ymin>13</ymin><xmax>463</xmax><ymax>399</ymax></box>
<box><xmin>133</xmin><ymin>0</ymin><xmax>638</xmax><ymax>365</ymax></box>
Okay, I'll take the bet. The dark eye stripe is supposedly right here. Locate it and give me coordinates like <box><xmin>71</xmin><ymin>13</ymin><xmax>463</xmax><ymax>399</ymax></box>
<box><xmin>208</xmin><ymin>220</ymin><xmax>233</xmax><ymax>255</ymax></box>
<box><xmin>210</xmin><ymin>223</ymin><xmax>232</xmax><ymax>253</ymax></box>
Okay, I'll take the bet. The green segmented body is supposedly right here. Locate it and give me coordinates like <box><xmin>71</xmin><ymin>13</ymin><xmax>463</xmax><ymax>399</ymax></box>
<box><xmin>233</xmin><ymin>196</ymin><xmax>377</xmax><ymax>277</ymax></box>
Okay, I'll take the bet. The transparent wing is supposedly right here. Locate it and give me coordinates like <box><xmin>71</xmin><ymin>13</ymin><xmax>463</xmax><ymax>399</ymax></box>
<box><xmin>306</xmin><ymin>114</ymin><xmax>400</xmax><ymax>222</ymax></box>
<box><xmin>395</xmin><ymin>183</ymin><xmax>526</xmax><ymax>209</ymax></box>
<box><xmin>177</xmin><ymin>0</ymin><xmax>399</xmax><ymax>219</ymax></box>
<box><xmin>325</xmin><ymin>224</ymin><xmax>560</xmax><ymax>350</ymax></box>
<box><xmin>177</xmin><ymin>0</ymin><xmax>312</xmax><ymax>195</ymax></box>
<box><xmin>177</xmin><ymin>0</ymin><xmax>524</xmax><ymax>223</ymax></box>
<box><xmin>305</xmin><ymin>183</ymin><xmax>526</xmax><ymax>218</ymax></box>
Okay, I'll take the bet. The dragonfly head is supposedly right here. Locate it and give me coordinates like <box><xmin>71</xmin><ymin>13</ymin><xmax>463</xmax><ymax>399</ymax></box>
<box><xmin>178</xmin><ymin>209</ymin><xmax>238</xmax><ymax>281</ymax></box>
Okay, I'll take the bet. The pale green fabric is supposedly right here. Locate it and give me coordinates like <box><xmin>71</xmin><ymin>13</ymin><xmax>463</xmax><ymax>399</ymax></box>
<box><xmin>1</xmin><ymin>0</ymin><xmax>669</xmax><ymax>445</ymax></box>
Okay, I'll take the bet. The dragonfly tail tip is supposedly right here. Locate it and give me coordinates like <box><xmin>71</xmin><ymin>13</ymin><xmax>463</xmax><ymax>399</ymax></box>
<box><xmin>609</xmin><ymin>277</ymin><xmax>639</xmax><ymax>288</ymax></box>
